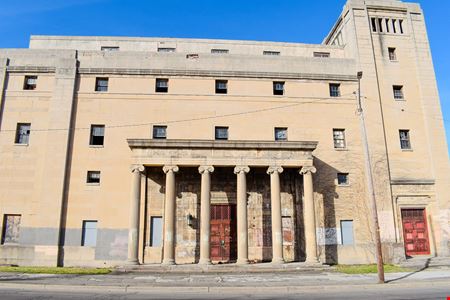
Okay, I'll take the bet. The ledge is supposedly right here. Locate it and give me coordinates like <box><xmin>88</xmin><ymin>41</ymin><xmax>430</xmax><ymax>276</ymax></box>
<box><xmin>127</xmin><ymin>139</ymin><xmax>318</xmax><ymax>151</ymax></box>
<box><xmin>391</xmin><ymin>179</ymin><xmax>435</xmax><ymax>186</ymax></box>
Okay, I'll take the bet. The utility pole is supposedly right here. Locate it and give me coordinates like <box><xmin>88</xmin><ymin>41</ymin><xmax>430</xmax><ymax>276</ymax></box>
<box><xmin>356</xmin><ymin>71</ymin><xmax>385</xmax><ymax>284</ymax></box>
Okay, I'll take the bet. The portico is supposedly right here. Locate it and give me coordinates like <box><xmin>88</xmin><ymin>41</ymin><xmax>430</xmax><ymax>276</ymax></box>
<box><xmin>127</xmin><ymin>139</ymin><xmax>319</xmax><ymax>265</ymax></box>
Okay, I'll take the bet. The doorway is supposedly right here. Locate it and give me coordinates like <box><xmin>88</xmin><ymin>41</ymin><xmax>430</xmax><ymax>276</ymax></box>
<box><xmin>210</xmin><ymin>204</ymin><xmax>237</xmax><ymax>263</ymax></box>
<box><xmin>401</xmin><ymin>208</ymin><xmax>430</xmax><ymax>256</ymax></box>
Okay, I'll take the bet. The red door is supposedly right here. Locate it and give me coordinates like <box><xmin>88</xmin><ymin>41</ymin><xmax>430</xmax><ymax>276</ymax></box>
<box><xmin>210</xmin><ymin>205</ymin><xmax>237</xmax><ymax>263</ymax></box>
<box><xmin>401</xmin><ymin>209</ymin><xmax>430</xmax><ymax>256</ymax></box>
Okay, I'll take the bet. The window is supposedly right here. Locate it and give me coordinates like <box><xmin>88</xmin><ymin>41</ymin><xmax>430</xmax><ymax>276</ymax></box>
<box><xmin>1</xmin><ymin>214</ymin><xmax>21</xmax><ymax>244</ymax></box>
<box><xmin>388</xmin><ymin>48</ymin><xmax>397</xmax><ymax>61</ymax></box>
<box><xmin>87</xmin><ymin>171</ymin><xmax>101</xmax><ymax>184</ymax></box>
<box><xmin>329</xmin><ymin>83</ymin><xmax>341</xmax><ymax>97</ymax></box>
<box><xmin>392</xmin><ymin>19</ymin><xmax>397</xmax><ymax>34</ymax></box>
<box><xmin>263</xmin><ymin>51</ymin><xmax>280</xmax><ymax>56</ymax></box>
<box><xmin>150</xmin><ymin>217</ymin><xmax>163</xmax><ymax>247</ymax></box>
<box><xmin>155</xmin><ymin>79</ymin><xmax>169</xmax><ymax>93</ymax></box>
<box><xmin>399</xmin><ymin>20</ymin><xmax>404</xmax><ymax>34</ymax></box>
<box><xmin>393</xmin><ymin>85</ymin><xmax>404</xmax><ymax>100</ymax></box>
<box><xmin>385</xmin><ymin>19</ymin><xmax>390</xmax><ymax>33</ymax></box>
<box><xmin>15</xmin><ymin>123</ymin><xmax>31</xmax><ymax>145</ymax></box>
<box><xmin>81</xmin><ymin>221</ymin><xmax>97</xmax><ymax>247</ymax></box>
<box><xmin>378</xmin><ymin>18</ymin><xmax>384</xmax><ymax>33</ymax></box>
<box><xmin>215</xmin><ymin>80</ymin><xmax>228</xmax><ymax>94</ymax></box>
<box><xmin>340</xmin><ymin>220</ymin><xmax>354</xmax><ymax>245</ymax></box>
<box><xmin>211</xmin><ymin>49</ymin><xmax>229</xmax><ymax>54</ymax></box>
<box><xmin>399</xmin><ymin>130</ymin><xmax>411</xmax><ymax>150</ymax></box>
<box><xmin>313</xmin><ymin>52</ymin><xmax>330</xmax><ymax>58</ymax></box>
<box><xmin>158</xmin><ymin>47</ymin><xmax>176</xmax><ymax>53</ymax></box>
<box><xmin>90</xmin><ymin>125</ymin><xmax>105</xmax><ymax>146</ymax></box>
<box><xmin>273</xmin><ymin>81</ymin><xmax>285</xmax><ymax>96</ymax></box>
<box><xmin>153</xmin><ymin>125</ymin><xmax>167</xmax><ymax>139</ymax></box>
<box><xmin>337</xmin><ymin>173</ymin><xmax>349</xmax><ymax>186</ymax></box>
<box><xmin>333</xmin><ymin>129</ymin><xmax>346</xmax><ymax>149</ymax></box>
<box><xmin>371</xmin><ymin>18</ymin><xmax>377</xmax><ymax>32</ymax></box>
<box><xmin>23</xmin><ymin>76</ymin><xmax>37</xmax><ymax>90</ymax></box>
<box><xmin>275</xmin><ymin>127</ymin><xmax>288</xmax><ymax>141</ymax></box>
<box><xmin>95</xmin><ymin>77</ymin><xmax>108</xmax><ymax>92</ymax></box>
<box><xmin>215</xmin><ymin>126</ymin><xmax>229</xmax><ymax>140</ymax></box>
<box><xmin>101</xmin><ymin>46</ymin><xmax>119</xmax><ymax>51</ymax></box>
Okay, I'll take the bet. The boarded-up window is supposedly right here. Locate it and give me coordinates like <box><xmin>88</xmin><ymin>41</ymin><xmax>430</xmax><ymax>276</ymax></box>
<box><xmin>340</xmin><ymin>220</ymin><xmax>354</xmax><ymax>245</ymax></box>
<box><xmin>282</xmin><ymin>216</ymin><xmax>293</xmax><ymax>245</ymax></box>
<box><xmin>150</xmin><ymin>217</ymin><xmax>163</xmax><ymax>247</ymax></box>
<box><xmin>2</xmin><ymin>214</ymin><xmax>21</xmax><ymax>244</ymax></box>
<box><xmin>81</xmin><ymin>220</ymin><xmax>97</xmax><ymax>247</ymax></box>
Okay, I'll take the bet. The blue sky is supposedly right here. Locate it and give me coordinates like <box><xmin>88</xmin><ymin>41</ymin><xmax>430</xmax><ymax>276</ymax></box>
<box><xmin>0</xmin><ymin>0</ymin><xmax>448</xmax><ymax>153</ymax></box>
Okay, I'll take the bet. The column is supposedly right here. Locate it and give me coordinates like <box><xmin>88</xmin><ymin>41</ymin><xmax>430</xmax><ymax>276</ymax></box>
<box><xmin>300</xmin><ymin>166</ymin><xmax>319</xmax><ymax>263</ymax></box>
<box><xmin>127</xmin><ymin>165</ymin><xmax>145</xmax><ymax>264</ymax></box>
<box><xmin>198</xmin><ymin>165</ymin><xmax>214</xmax><ymax>265</ymax></box>
<box><xmin>234</xmin><ymin>166</ymin><xmax>250</xmax><ymax>264</ymax></box>
<box><xmin>267</xmin><ymin>166</ymin><xmax>284</xmax><ymax>264</ymax></box>
<box><xmin>162</xmin><ymin>165</ymin><xmax>179</xmax><ymax>265</ymax></box>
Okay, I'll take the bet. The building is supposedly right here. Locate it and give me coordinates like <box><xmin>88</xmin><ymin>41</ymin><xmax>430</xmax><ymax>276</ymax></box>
<box><xmin>0</xmin><ymin>0</ymin><xmax>448</xmax><ymax>267</ymax></box>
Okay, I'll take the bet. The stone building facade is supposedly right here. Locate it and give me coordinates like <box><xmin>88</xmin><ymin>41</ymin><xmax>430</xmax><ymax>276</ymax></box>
<box><xmin>0</xmin><ymin>0</ymin><xmax>448</xmax><ymax>267</ymax></box>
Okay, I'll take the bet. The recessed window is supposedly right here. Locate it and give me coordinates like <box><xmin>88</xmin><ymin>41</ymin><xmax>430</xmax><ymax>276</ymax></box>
<box><xmin>215</xmin><ymin>80</ymin><xmax>228</xmax><ymax>94</ymax></box>
<box><xmin>15</xmin><ymin>123</ymin><xmax>31</xmax><ymax>145</ymax></box>
<box><xmin>81</xmin><ymin>220</ymin><xmax>97</xmax><ymax>247</ymax></box>
<box><xmin>215</xmin><ymin>126</ymin><xmax>229</xmax><ymax>140</ymax></box>
<box><xmin>337</xmin><ymin>173</ymin><xmax>349</xmax><ymax>186</ymax></box>
<box><xmin>87</xmin><ymin>171</ymin><xmax>101</xmax><ymax>184</ymax></box>
<box><xmin>385</xmin><ymin>19</ymin><xmax>390</xmax><ymax>33</ymax></box>
<box><xmin>263</xmin><ymin>51</ymin><xmax>280</xmax><ymax>56</ymax></box>
<box><xmin>95</xmin><ymin>77</ymin><xmax>108</xmax><ymax>92</ymax></box>
<box><xmin>378</xmin><ymin>19</ymin><xmax>384</xmax><ymax>33</ymax></box>
<box><xmin>393</xmin><ymin>85</ymin><xmax>404</xmax><ymax>100</ymax></box>
<box><xmin>150</xmin><ymin>216</ymin><xmax>163</xmax><ymax>247</ymax></box>
<box><xmin>333</xmin><ymin>129</ymin><xmax>346</xmax><ymax>149</ymax></box>
<box><xmin>153</xmin><ymin>125</ymin><xmax>167</xmax><ymax>139</ymax></box>
<box><xmin>273</xmin><ymin>81</ymin><xmax>285</xmax><ymax>96</ymax></box>
<box><xmin>399</xmin><ymin>20</ymin><xmax>404</xmax><ymax>34</ymax></box>
<box><xmin>101</xmin><ymin>46</ymin><xmax>119</xmax><ymax>51</ymax></box>
<box><xmin>275</xmin><ymin>127</ymin><xmax>288</xmax><ymax>141</ymax></box>
<box><xmin>1</xmin><ymin>214</ymin><xmax>21</xmax><ymax>244</ymax></box>
<box><xmin>329</xmin><ymin>83</ymin><xmax>341</xmax><ymax>97</ymax></box>
<box><xmin>388</xmin><ymin>48</ymin><xmax>397</xmax><ymax>61</ymax></box>
<box><xmin>23</xmin><ymin>76</ymin><xmax>37</xmax><ymax>90</ymax></box>
<box><xmin>158</xmin><ymin>47</ymin><xmax>176</xmax><ymax>53</ymax></box>
<box><xmin>340</xmin><ymin>220</ymin><xmax>354</xmax><ymax>245</ymax></box>
<box><xmin>371</xmin><ymin>18</ymin><xmax>377</xmax><ymax>32</ymax></box>
<box><xmin>399</xmin><ymin>130</ymin><xmax>411</xmax><ymax>150</ymax></box>
<box><xmin>155</xmin><ymin>79</ymin><xmax>169</xmax><ymax>93</ymax></box>
<box><xmin>90</xmin><ymin>125</ymin><xmax>105</xmax><ymax>146</ymax></box>
<box><xmin>211</xmin><ymin>49</ymin><xmax>229</xmax><ymax>54</ymax></box>
<box><xmin>313</xmin><ymin>52</ymin><xmax>330</xmax><ymax>58</ymax></box>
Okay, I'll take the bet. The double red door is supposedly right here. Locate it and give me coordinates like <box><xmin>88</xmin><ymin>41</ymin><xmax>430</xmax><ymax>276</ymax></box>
<box><xmin>210</xmin><ymin>205</ymin><xmax>237</xmax><ymax>263</ymax></box>
<box><xmin>401</xmin><ymin>209</ymin><xmax>430</xmax><ymax>256</ymax></box>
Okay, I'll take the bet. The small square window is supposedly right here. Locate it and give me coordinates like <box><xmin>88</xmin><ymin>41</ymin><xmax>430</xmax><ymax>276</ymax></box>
<box><xmin>211</xmin><ymin>49</ymin><xmax>229</xmax><ymax>54</ymax></box>
<box><xmin>215</xmin><ymin>126</ymin><xmax>229</xmax><ymax>140</ymax></box>
<box><xmin>275</xmin><ymin>127</ymin><xmax>288</xmax><ymax>141</ymax></box>
<box><xmin>263</xmin><ymin>51</ymin><xmax>280</xmax><ymax>56</ymax></box>
<box><xmin>333</xmin><ymin>129</ymin><xmax>346</xmax><ymax>149</ymax></box>
<box><xmin>388</xmin><ymin>48</ymin><xmax>397</xmax><ymax>61</ymax></box>
<box><xmin>95</xmin><ymin>77</ymin><xmax>108</xmax><ymax>92</ymax></box>
<box><xmin>393</xmin><ymin>85</ymin><xmax>404</xmax><ymax>100</ymax></box>
<box><xmin>87</xmin><ymin>171</ymin><xmax>101</xmax><ymax>184</ymax></box>
<box><xmin>330</xmin><ymin>84</ymin><xmax>341</xmax><ymax>97</ymax></box>
<box><xmin>15</xmin><ymin>123</ymin><xmax>31</xmax><ymax>145</ymax></box>
<box><xmin>313</xmin><ymin>52</ymin><xmax>330</xmax><ymax>58</ymax></box>
<box><xmin>158</xmin><ymin>47</ymin><xmax>176</xmax><ymax>53</ymax></box>
<box><xmin>337</xmin><ymin>173</ymin><xmax>349</xmax><ymax>185</ymax></box>
<box><xmin>81</xmin><ymin>220</ymin><xmax>97</xmax><ymax>247</ymax></box>
<box><xmin>1</xmin><ymin>214</ymin><xmax>21</xmax><ymax>244</ymax></box>
<box><xmin>399</xmin><ymin>130</ymin><xmax>411</xmax><ymax>150</ymax></box>
<box><xmin>215</xmin><ymin>80</ymin><xmax>228</xmax><ymax>94</ymax></box>
<box><xmin>273</xmin><ymin>82</ymin><xmax>285</xmax><ymax>96</ymax></box>
<box><xmin>155</xmin><ymin>79</ymin><xmax>169</xmax><ymax>93</ymax></box>
<box><xmin>23</xmin><ymin>76</ymin><xmax>37</xmax><ymax>90</ymax></box>
<box><xmin>90</xmin><ymin>125</ymin><xmax>105</xmax><ymax>146</ymax></box>
<box><xmin>153</xmin><ymin>126</ymin><xmax>167</xmax><ymax>139</ymax></box>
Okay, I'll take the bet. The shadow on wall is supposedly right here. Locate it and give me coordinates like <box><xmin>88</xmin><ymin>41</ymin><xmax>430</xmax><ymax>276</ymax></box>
<box><xmin>313</xmin><ymin>157</ymin><xmax>340</xmax><ymax>265</ymax></box>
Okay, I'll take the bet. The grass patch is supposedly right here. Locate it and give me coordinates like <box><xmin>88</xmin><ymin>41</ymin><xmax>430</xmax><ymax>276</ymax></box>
<box><xmin>0</xmin><ymin>266</ymin><xmax>111</xmax><ymax>275</ymax></box>
<box><xmin>336</xmin><ymin>264</ymin><xmax>412</xmax><ymax>274</ymax></box>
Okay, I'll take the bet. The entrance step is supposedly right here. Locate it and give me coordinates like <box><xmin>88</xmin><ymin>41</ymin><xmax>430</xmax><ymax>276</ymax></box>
<box><xmin>398</xmin><ymin>256</ymin><xmax>450</xmax><ymax>270</ymax></box>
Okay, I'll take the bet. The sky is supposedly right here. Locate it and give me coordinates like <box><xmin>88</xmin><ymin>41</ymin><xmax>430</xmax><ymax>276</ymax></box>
<box><xmin>0</xmin><ymin>0</ymin><xmax>448</xmax><ymax>153</ymax></box>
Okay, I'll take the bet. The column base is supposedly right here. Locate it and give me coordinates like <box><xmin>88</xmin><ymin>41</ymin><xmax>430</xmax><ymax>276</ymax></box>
<box><xmin>305</xmin><ymin>258</ymin><xmax>320</xmax><ymax>265</ymax></box>
<box><xmin>126</xmin><ymin>259</ymin><xmax>140</xmax><ymax>265</ymax></box>
<box><xmin>236</xmin><ymin>259</ymin><xmax>249</xmax><ymax>265</ymax></box>
<box><xmin>162</xmin><ymin>259</ymin><xmax>175</xmax><ymax>266</ymax></box>
<box><xmin>271</xmin><ymin>258</ymin><xmax>285</xmax><ymax>265</ymax></box>
<box><xmin>198</xmin><ymin>259</ymin><xmax>212</xmax><ymax>265</ymax></box>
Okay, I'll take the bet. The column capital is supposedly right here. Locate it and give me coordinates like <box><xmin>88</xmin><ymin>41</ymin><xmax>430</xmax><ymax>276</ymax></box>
<box><xmin>234</xmin><ymin>166</ymin><xmax>250</xmax><ymax>175</ymax></box>
<box><xmin>300</xmin><ymin>166</ymin><xmax>317</xmax><ymax>175</ymax></box>
<box><xmin>198</xmin><ymin>165</ymin><xmax>214</xmax><ymax>174</ymax></box>
<box><xmin>267</xmin><ymin>166</ymin><xmax>284</xmax><ymax>175</ymax></box>
<box><xmin>131</xmin><ymin>164</ymin><xmax>145</xmax><ymax>174</ymax></box>
<box><xmin>163</xmin><ymin>165</ymin><xmax>179</xmax><ymax>174</ymax></box>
